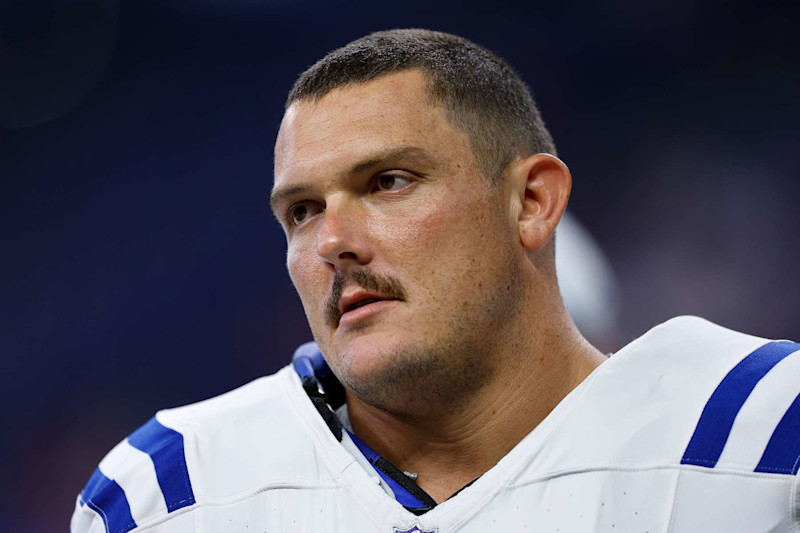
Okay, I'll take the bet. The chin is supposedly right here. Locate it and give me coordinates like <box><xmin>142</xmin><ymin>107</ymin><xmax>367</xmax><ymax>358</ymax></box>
<box><xmin>332</xmin><ymin>330</ymin><xmax>406</xmax><ymax>381</ymax></box>
<box><xmin>332</xmin><ymin>330</ymin><xmax>494</xmax><ymax>417</ymax></box>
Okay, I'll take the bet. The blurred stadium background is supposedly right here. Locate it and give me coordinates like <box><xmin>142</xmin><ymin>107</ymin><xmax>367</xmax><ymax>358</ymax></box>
<box><xmin>1</xmin><ymin>0</ymin><xmax>798</xmax><ymax>529</ymax></box>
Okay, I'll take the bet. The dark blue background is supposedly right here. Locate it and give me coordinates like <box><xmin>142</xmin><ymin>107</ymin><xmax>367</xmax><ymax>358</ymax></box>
<box><xmin>1</xmin><ymin>0</ymin><xmax>798</xmax><ymax>529</ymax></box>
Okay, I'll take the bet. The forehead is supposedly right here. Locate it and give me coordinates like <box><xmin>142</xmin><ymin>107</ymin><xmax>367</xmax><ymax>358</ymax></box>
<box><xmin>273</xmin><ymin>70</ymin><xmax>473</xmax><ymax>187</ymax></box>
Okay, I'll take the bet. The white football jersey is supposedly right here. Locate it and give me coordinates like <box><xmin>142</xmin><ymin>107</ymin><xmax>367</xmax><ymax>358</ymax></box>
<box><xmin>71</xmin><ymin>317</ymin><xmax>800</xmax><ymax>532</ymax></box>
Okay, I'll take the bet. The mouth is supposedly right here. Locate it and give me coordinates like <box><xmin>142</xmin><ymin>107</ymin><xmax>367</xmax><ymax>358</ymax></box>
<box><xmin>323</xmin><ymin>268</ymin><xmax>408</xmax><ymax>329</ymax></box>
<box><xmin>346</xmin><ymin>298</ymin><xmax>384</xmax><ymax>312</ymax></box>
<box><xmin>337</xmin><ymin>292</ymin><xmax>400</xmax><ymax>325</ymax></box>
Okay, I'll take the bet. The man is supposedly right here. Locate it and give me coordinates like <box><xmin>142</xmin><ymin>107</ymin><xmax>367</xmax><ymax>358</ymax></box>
<box><xmin>72</xmin><ymin>29</ymin><xmax>800</xmax><ymax>532</ymax></box>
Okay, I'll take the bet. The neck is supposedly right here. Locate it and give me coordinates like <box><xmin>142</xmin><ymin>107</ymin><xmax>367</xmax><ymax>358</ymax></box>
<box><xmin>345</xmin><ymin>298</ymin><xmax>606</xmax><ymax>503</ymax></box>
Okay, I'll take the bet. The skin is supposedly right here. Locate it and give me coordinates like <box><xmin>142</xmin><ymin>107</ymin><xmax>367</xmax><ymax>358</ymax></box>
<box><xmin>272</xmin><ymin>69</ymin><xmax>606</xmax><ymax>503</ymax></box>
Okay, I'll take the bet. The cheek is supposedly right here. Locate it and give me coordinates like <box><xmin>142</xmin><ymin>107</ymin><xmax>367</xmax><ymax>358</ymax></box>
<box><xmin>375</xmin><ymin>185</ymin><xmax>499</xmax><ymax>282</ymax></box>
<box><xmin>368</xmin><ymin>198</ymin><xmax>454</xmax><ymax>275</ymax></box>
<box><xmin>287</xmin><ymin>245</ymin><xmax>326</xmax><ymax>314</ymax></box>
<box><xmin>409</xmin><ymin>186</ymin><xmax>496</xmax><ymax>253</ymax></box>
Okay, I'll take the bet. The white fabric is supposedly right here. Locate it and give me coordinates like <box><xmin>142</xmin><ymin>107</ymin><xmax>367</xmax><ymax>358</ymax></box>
<box><xmin>71</xmin><ymin>316</ymin><xmax>800</xmax><ymax>532</ymax></box>
<box><xmin>70</xmin><ymin>494</ymin><xmax>104</xmax><ymax>533</ymax></box>
<box><xmin>716</xmin><ymin>346</ymin><xmax>800</xmax><ymax>469</ymax></box>
<box><xmin>98</xmin><ymin>439</ymin><xmax>169</xmax><ymax>524</ymax></box>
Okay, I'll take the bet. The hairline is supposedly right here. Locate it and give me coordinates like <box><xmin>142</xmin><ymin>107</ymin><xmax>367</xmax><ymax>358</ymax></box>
<box><xmin>285</xmin><ymin>66</ymin><xmax>522</xmax><ymax>185</ymax></box>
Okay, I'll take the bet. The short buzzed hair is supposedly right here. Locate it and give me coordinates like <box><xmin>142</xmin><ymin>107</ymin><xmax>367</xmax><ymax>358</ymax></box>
<box><xmin>287</xmin><ymin>29</ymin><xmax>556</xmax><ymax>184</ymax></box>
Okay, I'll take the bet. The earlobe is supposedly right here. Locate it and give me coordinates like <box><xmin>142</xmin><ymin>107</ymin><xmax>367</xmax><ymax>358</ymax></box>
<box><xmin>516</xmin><ymin>154</ymin><xmax>572</xmax><ymax>253</ymax></box>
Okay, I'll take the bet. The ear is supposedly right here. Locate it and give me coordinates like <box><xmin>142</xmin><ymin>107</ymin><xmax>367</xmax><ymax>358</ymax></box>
<box><xmin>514</xmin><ymin>154</ymin><xmax>571</xmax><ymax>252</ymax></box>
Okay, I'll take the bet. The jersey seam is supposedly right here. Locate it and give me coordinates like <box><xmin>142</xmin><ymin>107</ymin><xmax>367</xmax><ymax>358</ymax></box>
<box><xmin>76</xmin><ymin>496</ymin><xmax>109</xmax><ymax>533</ymax></box>
<box><xmin>687</xmin><ymin>458</ymin><xmax>798</xmax><ymax>473</ymax></box>
<box><xmin>84</xmin><ymin>497</ymin><xmax>121</xmax><ymax>533</ymax></box>
<box><xmin>127</xmin><ymin>481</ymin><xmax>342</xmax><ymax>532</ymax></box>
<box><xmin>664</xmin><ymin>462</ymin><xmax>684</xmax><ymax>533</ymax></box>
<box><xmin>509</xmin><ymin>462</ymin><xmax>798</xmax><ymax>488</ymax></box>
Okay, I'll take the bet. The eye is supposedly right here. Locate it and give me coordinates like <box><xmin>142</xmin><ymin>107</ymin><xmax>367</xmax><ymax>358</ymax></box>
<box><xmin>374</xmin><ymin>174</ymin><xmax>412</xmax><ymax>192</ymax></box>
<box><xmin>287</xmin><ymin>202</ymin><xmax>321</xmax><ymax>226</ymax></box>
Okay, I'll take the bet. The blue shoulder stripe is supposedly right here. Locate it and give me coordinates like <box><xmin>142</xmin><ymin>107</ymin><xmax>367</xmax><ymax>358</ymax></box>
<box><xmin>681</xmin><ymin>341</ymin><xmax>800</xmax><ymax>469</ymax></box>
<box><xmin>128</xmin><ymin>417</ymin><xmax>196</xmax><ymax>512</ymax></box>
<box><xmin>81</xmin><ymin>468</ymin><xmax>137</xmax><ymax>533</ymax></box>
<box><xmin>755</xmin><ymin>391</ymin><xmax>800</xmax><ymax>474</ymax></box>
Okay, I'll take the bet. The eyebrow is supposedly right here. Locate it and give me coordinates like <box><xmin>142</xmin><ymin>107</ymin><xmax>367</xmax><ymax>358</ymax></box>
<box><xmin>269</xmin><ymin>146</ymin><xmax>437</xmax><ymax>214</ymax></box>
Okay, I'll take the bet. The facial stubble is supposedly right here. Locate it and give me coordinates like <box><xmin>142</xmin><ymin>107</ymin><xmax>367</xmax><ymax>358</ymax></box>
<box><xmin>330</xmin><ymin>244</ymin><xmax>526</xmax><ymax>419</ymax></box>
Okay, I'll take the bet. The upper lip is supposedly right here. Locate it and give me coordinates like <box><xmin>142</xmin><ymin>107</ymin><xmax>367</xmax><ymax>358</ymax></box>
<box><xmin>338</xmin><ymin>291</ymin><xmax>399</xmax><ymax>317</ymax></box>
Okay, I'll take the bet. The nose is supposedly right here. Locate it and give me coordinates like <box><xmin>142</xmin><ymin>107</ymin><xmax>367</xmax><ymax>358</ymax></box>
<box><xmin>316</xmin><ymin>199</ymin><xmax>373</xmax><ymax>269</ymax></box>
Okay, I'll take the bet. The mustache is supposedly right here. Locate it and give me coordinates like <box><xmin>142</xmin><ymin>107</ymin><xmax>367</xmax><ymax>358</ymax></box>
<box><xmin>325</xmin><ymin>267</ymin><xmax>407</xmax><ymax>327</ymax></box>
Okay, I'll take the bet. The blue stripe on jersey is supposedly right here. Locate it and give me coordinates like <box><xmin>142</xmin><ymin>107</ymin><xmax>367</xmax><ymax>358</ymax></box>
<box><xmin>346</xmin><ymin>430</ymin><xmax>427</xmax><ymax>509</ymax></box>
<box><xmin>755</xmin><ymin>391</ymin><xmax>800</xmax><ymax>474</ymax></box>
<box><xmin>81</xmin><ymin>468</ymin><xmax>137</xmax><ymax>533</ymax></box>
<box><xmin>128</xmin><ymin>417</ymin><xmax>196</xmax><ymax>512</ymax></box>
<box><xmin>681</xmin><ymin>341</ymin><xmax>800</xmax><ymax>469</ymax></box>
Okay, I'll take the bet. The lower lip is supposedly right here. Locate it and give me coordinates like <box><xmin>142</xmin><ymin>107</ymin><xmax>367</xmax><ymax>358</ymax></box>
<box><xmin>339</xmin><ymin>299</ymin><xmax>398</xmax><ymax>327</ymax></box>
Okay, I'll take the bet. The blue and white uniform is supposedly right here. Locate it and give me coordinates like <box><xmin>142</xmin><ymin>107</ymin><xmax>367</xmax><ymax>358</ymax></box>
<box><xmin>71</xmin><ymin>317</ymin><xmax>800</xmax><ymax>532</ymax></box>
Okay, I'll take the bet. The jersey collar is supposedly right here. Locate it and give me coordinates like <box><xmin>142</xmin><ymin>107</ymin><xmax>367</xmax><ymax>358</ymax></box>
<box><xmin>291</xmin><ymin>342</ymin><xmax>436</xmax><ymax>514</ymax></box>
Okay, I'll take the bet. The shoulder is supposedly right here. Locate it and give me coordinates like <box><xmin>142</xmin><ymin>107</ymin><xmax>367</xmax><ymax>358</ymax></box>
<box><xmin>539</xmin><ymin>316</ymin><xmax>800</xmax><ymax>473</ymax></box>
<box><xmin>71</xmin><ymin>366</ymin><xmax>332</xmax><ymax>533</ymax></box>
<box><xmin>645</xmin><ymin>317</ymin><xmax>800</xmax><ymax>475</ymax></box>
<box><xmin>617</xmin><ymin>314</ymin><xmax>774</xmax><ymax>365</ymax></box>
<box><xmin>505</xmin><ymin>317</ymin><xmax>800</xmax><ymax>528</ymax></box>
<box><xmin>606</xmin><ymin>315</ymin><xmax>798</xmax><ymax>400</ymax></box>
<box><xmin>624</xmin><ymin>317</ymin><xmax>800</xmax><ymax>527</ymax></box>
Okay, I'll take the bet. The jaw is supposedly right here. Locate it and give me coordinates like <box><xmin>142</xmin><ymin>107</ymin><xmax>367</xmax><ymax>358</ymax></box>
<box><xmin>329</xmin><ymin>315</ymin><xmax>498</xmax><ymax>420</ymax></box>
<box><xmin>326</xmin><ymin>324</ymin><xmax>409</xmax><ymax>381</ymax></box>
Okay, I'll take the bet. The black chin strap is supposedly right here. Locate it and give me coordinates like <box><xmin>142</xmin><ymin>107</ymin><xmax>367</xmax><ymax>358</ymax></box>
<box><xmin>301</xmin><ymin>376</ymin><xmax>343</xmax><ymax>442</ymax></box>
<box><xmin>297</xmin><ymin>367</ymin><xmax>478</xmax><ymax>515</ymax></box>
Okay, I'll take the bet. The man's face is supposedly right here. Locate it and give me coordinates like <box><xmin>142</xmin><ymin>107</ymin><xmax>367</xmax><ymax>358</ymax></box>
<box><xmin>272</xmin><ymin>70</ymin><xmax>526</xmax><ymax>413</ymax></box>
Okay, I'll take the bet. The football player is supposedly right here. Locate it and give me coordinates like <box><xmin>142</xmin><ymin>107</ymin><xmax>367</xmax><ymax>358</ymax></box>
<box><xmin>72</xmin><ymin>29</ymin><xmax>800</xmax><ymax>532</ymax></box>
